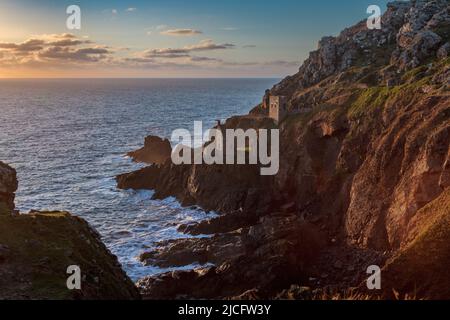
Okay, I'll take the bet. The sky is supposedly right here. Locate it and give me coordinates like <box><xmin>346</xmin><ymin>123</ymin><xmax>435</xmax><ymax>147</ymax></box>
<box><xmin>0</xmin><ymin>0</ymin><xmax>392</xmax><ymax>78</ymax></box>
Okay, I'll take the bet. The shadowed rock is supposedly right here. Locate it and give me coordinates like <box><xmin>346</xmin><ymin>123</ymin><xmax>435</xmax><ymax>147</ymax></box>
<box><xmin>137</xmin><ymin>215</ymin><xmax>324</xmax><ymax>299</ymax></box>
<box><xmin>0</xmin><ymin>161</ymin><xmax>18</xmax><ymax>215</ymax></box>
<box><xmin>0</xmin><ymin>162</ymin><xmax>140</xmax><ymax>300</ymax></box>
<box><xmin>127</xmin><ymin>135</ymin><xmax>172</xmax><ymax>165</ymax></box>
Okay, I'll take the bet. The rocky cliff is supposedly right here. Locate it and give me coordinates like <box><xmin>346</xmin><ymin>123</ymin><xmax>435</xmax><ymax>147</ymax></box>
<box><xmin>127</xmin><ymin>135</ymin><xmax>172</xmax><ymax>165</ymax></box>
<box><xmin>119</xmin><ymin>0</ymin><xmax>449</xmax><ymax>299</ymax></box>
<box><xmin>0</xmin><ymin>161</ymin><xmax>18</xmax><ymax>215</ymax></box>
<box><xmin>0</xmin><ymin>162</ymin><xmax>139</xmax><ymax>300</ymax></box>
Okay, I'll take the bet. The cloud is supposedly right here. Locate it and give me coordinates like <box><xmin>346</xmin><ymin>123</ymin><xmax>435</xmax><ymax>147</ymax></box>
<box><xmin>0</xmin><ymin>43</ymin><xmax>17</xmax><ymax>49</ymax></box>
<box><xmin>0</xmin><ymin>39</ymin><xmax>46</xmax><ymax>52</ymax></box>
<box><xmin>142</xmin><ymin>39</ymin><xmax>235</xmax><ymax>59</ymax></box>
<box><xmin>221</xmin><ymin>60</ymin><xmax>299</xmax><ymax>67</ymax></box>
<box><xmin>38</xmin><ymin>46</ymin><xmax>110</xmax><ymax>62</ymax></box>
<box><xmin>112</xmin><ymin>9</ymin><xmax>118</xmax><ymax>15</ymax></box>
<box><xmin>160</xmin><ymin>29</ymin><xmax>203</xmax><ymax>36</ymax></box>
<box><xmin>186</xmin><ymin>39</ymin><xmax>235</xmax><ymax>51</ymax></box>
<box><xmin>0</xmin><ymin>34</ymin><xmax>113</xmax><ymax>66</ymax></box>
<box><xmin>222</xmin><ymin>27</ymin><xmax>238</xmax><ymax>31</ymax></box>
<box><xmin>124</xmin><ymin>57</ymin><xmax>155</xmax><ymax>63</ymax></box>
<box><xmin>0</xmin><ymin>33</ymin><xmax>299</xmax><ymax>75</ymax></box>
<box><xmin>126</xmin><ymin>8</ymin><xmax>137</xmax><ymax>12</ymax></box>
<box><xmin>35</xmin><ymin>33</ymin><xmax>78</xmax><ymax>40</ymax></box>
<box><xmin>48</xmin><ymin>39</ymin><xmax>91</xmax><ymax>47</ymax></box>
<box><xmin>149</xmin><ymin>52</ymin><xmax>191</xmax><ymax>59</ymax></box>
<box><xmin>144</xmin><ymin>48</ymin><xmax>189</xmax><ymax>56</ymax></box>
<box><xmin>190</xmin><ymin>56</ymin><xmax>222</xmax><ymax>62</ymax></box>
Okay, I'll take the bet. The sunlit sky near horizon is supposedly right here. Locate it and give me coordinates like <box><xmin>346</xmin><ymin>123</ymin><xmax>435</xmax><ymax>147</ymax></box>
<box><xmin>0</xmin><ymin>0</ymin><xmax>392</xmax><ymax>78</ymax></box>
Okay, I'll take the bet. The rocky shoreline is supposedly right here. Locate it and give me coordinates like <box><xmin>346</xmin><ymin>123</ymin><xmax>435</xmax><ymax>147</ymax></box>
<box><xmin>118</xmin><ymin>0</ymin><xmax>450</xmax><ymax>300</ymax></box>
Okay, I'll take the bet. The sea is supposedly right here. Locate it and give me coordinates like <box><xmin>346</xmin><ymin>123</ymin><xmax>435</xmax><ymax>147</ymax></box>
<box><xmin>0</xmin><ymin>78</ymin><xmax>277</xmax><ymax>281</ymax></box>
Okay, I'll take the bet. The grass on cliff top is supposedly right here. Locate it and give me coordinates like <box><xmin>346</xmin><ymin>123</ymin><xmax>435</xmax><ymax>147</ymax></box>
<box><xmin>0</xmin><ymin>212</ymin><xmax>75</xmax><ymax>299</ymax></box>
<box><xmin>347</xmin><ymin>71</ymin><xmax>437</xmax><ymax>119</ymax></box>
<box><xmin>281</xmin><ymin>56</ymin><xmax>448</xmax><ymax>134</ymax></box>
<box><xmin>347</xmin><ymin>86</ymin><xmax>391</xmax><ymax>118</ymax></box>
<box><xmin>0</xmin><ymin>211</ymin><xmax>135</xmax><ymax>300</ymax></box>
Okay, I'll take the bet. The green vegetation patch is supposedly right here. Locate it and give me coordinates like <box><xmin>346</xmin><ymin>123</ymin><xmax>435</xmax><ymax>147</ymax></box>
<box><xmin>0</xmin><ymin>211</ymin><xmax>138</xmax><ymax>300</ymax></box>
<box><xmin>347</xmin><ymin>86</ymin><xmax>391</xmax><ymax>118</ymax></box>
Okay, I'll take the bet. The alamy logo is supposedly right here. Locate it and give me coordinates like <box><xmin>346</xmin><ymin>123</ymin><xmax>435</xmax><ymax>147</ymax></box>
<box><xmin>171</xmin><ymin>121</ymin><xmax>279</xmax><ymax>176</ymax></box>
<box><xmin>367</xmin><ymin>5</ymin><xmax>382</xmax><ymax>30</ymax></box>
<box><xmin>366</xmin><ymin>265</ymin><xmax>381</xmax><ymax>290</ymax></box>
<box><xmin>66</xmin><ymin>265</ymin><xmax>81</xmax><ymax>290</ymax></box>
<box><xmin>66</xmin><ymin>5</ymin><xmax>81</xmax><ymax>30</ymax></box>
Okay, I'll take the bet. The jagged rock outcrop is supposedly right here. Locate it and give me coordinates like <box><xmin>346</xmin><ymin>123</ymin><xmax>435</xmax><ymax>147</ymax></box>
<box><xmin>137</xmin><ymin>214</ymin><xmax>324</xmax><ymax>299</ymax></box>
<box><xmin>118</xmin><ymin>116</ymin><xmax>276</xmax><ymax>212</ymax></box>
<box><xmin>0</xmin><ymin>211</ymin><xmax>140</xmax><ymax>300</ymax></box>
<box><xmin>120</xmin><ymin>0</ymin><xmax>450</xmax><ymax>299</ymax></box>
<box><xmin>127</xmin><ymin>135</ymin><xmax>172</xmax><ymax>165</ymax></box>
<box><xmin>0</xmin><ymin>161</ymin><xmax>18</xmax><ymax>215</ymax></box>
<box><xmin>0</xmin><ymin>162</ymin><xmax>140</xmax><ymax>300</ymax></box>
<box><xmin>271</xmin><ymin>0</ymin><xmax>448</xmax><ymax>108</ymax></box>
<box><xmin>392</xmin><ymin>0</ymin><xmax>449</xmax><ymax>69</ymax></box>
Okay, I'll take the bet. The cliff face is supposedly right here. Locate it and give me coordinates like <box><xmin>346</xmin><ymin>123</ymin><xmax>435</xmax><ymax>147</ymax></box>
<box><xmin>0</xmin><ymin>161</ymin><xmax>18</xmax><ymax>215</ymax></box>
<box><xmin>274</xmin><ymin>64</ymin><xmax>449</xmax><ymax>251</ymax></box>
<box><xmin>266</xmin><ymin>0</ymin><xmax>449</xmax><ymax>251</ymax></box>
<box><xmin>381</xmin><ymin>188</ymin><xmax>450</xmax><ymax>299</ymax></box>
<box><xmin>118</xmin><ymin>116</ymin><xmax>277</xmax><ymax>213</ymax></box>
<box><xmin>0</xmin><ymin>162</ymin><xmax>139</xmax><ymax>300</ymax></box>
<box><xmin>270</xmin><ymin>0</ymin><xmax>448</xmax><ymax>100</ymax></box>
<box><xmin>119</xmin><ymin>0</ymin><xmax>449</xmax><ymax>299</ymax></box>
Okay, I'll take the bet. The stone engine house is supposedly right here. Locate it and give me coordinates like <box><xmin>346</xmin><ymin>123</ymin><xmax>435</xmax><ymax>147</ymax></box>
<box><xmin>268</xmin><ymin>95</ymin><xmax>288</xmax><ymax>123</ymax></box>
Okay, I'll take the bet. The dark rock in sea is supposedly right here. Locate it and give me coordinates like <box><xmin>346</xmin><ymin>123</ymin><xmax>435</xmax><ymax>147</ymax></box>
<box><xmin>140</xmin><ymin>229</ymin><xmax>247</xmax><ymax>268</ymax></box>
<box><xmin>137</xmin><ymin>215</ymin><xmax>324</xmax><ymax>299</ymax></box>
<box><xmin>177</xmin><ymin>209</ymin><xmax>264</xmax><ymax>236</ymax></box>
<box><xmin>127</xmin><ymin>135</ymin><xmax>172</xmax><ymax>165</ymax></box>
<box><xmin>142</xmin><ymin>213</ymin><xmax>323</xmax><ymax>269</ymax></box>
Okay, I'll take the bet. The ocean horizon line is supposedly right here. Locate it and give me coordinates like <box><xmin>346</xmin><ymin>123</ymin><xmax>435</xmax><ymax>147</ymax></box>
<box><xmin>0</xmin><ymin>77</ymin><xmax>281</xmax><ymax>80</ymax></box>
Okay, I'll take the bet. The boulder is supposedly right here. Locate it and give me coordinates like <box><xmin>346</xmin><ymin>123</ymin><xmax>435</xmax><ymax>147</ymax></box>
<box><xmin>393</xmin><ymin>30</ymin><xmax>443</xmax><ymax>70</ymax></box>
